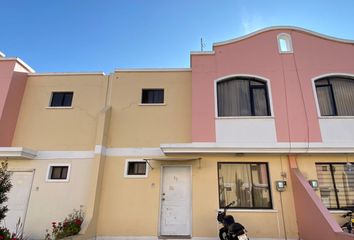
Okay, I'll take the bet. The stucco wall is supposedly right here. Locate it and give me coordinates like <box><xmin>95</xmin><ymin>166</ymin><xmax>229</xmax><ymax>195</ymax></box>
<box><xmin>8</xmin><ymin>158</ymin><xmax>95</xmax><ymax>240</ymax></box>
<box><xmin>12</xmin><ymin>74</ymin><xmax>108</xmax><ymax>150</ymax></box>
<box><xmin>108</xmin><ymin>71</ymin><xmax>192</xmax><ymax>148</ymax></box>
<box><xmin>96</xmin><ymin>154</ymin><xmax>298</xmax><ymax>239</ymax></box>
<box><xmin>0</xmin><ymin>60</ymin><xmax>28</xmax><ymax>146</ymax></box>
<box><xmin>191</xmin><ymin>29</ymin><xmax>354</xmax><ymax>144</ymax></box>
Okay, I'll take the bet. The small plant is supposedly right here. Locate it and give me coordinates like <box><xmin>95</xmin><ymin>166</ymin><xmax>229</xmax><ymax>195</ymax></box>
<box><xmin>0</xmin><ymin>218</ymin><xmax>27</xmax><ymax>240</ymax></box>
<box><xmin>0</xmin><ymin>227</ymin><xmax>11</xmax><ymax>240</ymax></box>
<box><xmin>45</xmin><ymin>208</ymin><xmax>85</xmax><ymax>240</ymax></box>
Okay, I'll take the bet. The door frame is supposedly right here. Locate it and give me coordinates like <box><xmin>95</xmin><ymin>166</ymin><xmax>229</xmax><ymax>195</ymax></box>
<box><xmin>7</xmin><ymin>168</ymin><xmax>35</xmax><ymax>231</ymax></box>
<box><xmin>158</xmin><ymin>165</ymin><xmax>193</xmax><ymax>237</ymax></box>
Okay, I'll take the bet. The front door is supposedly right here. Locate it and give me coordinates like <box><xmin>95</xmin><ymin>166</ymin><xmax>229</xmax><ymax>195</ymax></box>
<box><xmin>5</xmin><ymin>171</ymin><xmax>34</xmax><ymax>233</ymax></box>
<box><xmin>160</xmin><ymin>166</ymin><xmax>192</xmax><ymax>237</ymax></box>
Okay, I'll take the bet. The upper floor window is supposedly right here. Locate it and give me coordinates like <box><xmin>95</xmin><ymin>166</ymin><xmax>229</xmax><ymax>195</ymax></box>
<box><xmin>141</xmin><ymin>89</ymin><xmax>164</xmax><ymax>104</ymax></box>
<box><xmin>50</xmin><ymin>92</ymin><xmax>73</xmax><ymax>107</ymax></box>
<box><xmin>217</xmin><ymin>77</ymin><xmax>271</xmax><ymax>117</ymax></box>
<box><xmin>315</xmin><ymin>76</ymin><xmax>354</xmax><ymax>116</ymax></box>
<box><xmin>277</xmin><ymin>33</ymin><xmax>293</xmax><ymax>53</ymax></box>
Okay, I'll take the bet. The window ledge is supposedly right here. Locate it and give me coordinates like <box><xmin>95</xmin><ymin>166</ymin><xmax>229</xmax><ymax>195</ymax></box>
<box><xmin>279</xmin><ymin>51</ymin><xmax>294</xmax><ymax>54</ymax></box>
<box><xmin>217</xmin><ymin>209</ymin><xmax>277</xmax><ymax>213</ymax></box>
<box><xmin>124</xmin><ymin>175</ymin><xmax>148</xmax><ymax>179</ymax></box>
<box><xmin>319</xmin><ymin>116</ymin><xmax>354</xmax><ymax>119</ymax></box>
<box><xmin>329</xmin><ymin>210</ymin><xmax>350</xmax><ymax>214</ymax></box>
<box><xmin>46</xmin><ymin>106</ymin><xmax>73</xmax><ymax>109</ymax></box>
<box><xmin>138</xmin><ymin>103</ymin><xmax>166</xmax><ymax>106</ymax></box>
<box><xmin>216</xmin><ymin>116</ymin><xmax>274</xmax><ymax>120</ymax></box>
<box><xmin>45</xmin><ymin>179</ymin><xmax>70</xmax><ymax>183</ymax></box>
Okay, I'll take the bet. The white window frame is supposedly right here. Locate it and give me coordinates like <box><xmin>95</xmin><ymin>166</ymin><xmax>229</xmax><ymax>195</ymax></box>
<box><xmin>311</xmin><ymin>73</ymin><xmax>354</xmax><ymax>118</ymax></box>
<box><xmin>214</xmin><ymin>74</ymin><xmax>274</xmax><ymax>118</ymax></box>
<box><xmin>124</xmin><ymin>159</ymin><xmax>149</xmax><ymax>178</ymax></box>
<box><xmin>277</xmin><ymin>33</ymin><xmax>293</xmax><ymax>53</ymax></box>
<box><xmin>46</xmin><ymin>164</ymin><xmax>71</xmax><ymax>182</ymax></box>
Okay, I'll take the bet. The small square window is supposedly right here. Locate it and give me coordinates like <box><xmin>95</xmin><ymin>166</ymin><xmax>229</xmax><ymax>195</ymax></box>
<box><xmin>47</xmin><ymin>164</ymin><xmax>71</xmax><ymax>182</ymax></box>
<box><xmin>50</xmin><ymin>92</ymin><xmax>73</xmax><ymax>107</ymax></box>
<box><xmin>141</xmin><ymin>89</ymin><xmax>164</xmax><ymax>104</ymax></box>
<box><xmin>124</xmin><ymin>160</ymin><xmax>148</xmax><ymax>178</ymax></box>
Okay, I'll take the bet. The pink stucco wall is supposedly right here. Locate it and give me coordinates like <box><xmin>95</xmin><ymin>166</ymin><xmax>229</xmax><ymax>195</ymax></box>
<box><xmin>0</xmin><ymin>61</ymin><xmax>28</xmax><ymax>146</ymax></box>
<box><xmin>191</xmin><ymin>29</ymin><xmax>354</xmax><ymax>142</ymax></box>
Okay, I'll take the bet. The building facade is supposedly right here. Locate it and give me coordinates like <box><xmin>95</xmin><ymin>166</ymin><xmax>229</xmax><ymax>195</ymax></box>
<box><xmin>0</xmin><ymin>27</ymin><xmax>354</xmax><ymax>240</ymax></box>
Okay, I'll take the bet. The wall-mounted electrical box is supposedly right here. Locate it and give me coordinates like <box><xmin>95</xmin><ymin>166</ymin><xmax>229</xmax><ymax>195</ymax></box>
<box><xmin>308</xmin><ymin>180</ymin><xmax>319</xmax><ymax>190</ymax></box>
<box><xmin>275</xmin><ymin>180</ymin><xmax>287</xmax><ymax>192</ymax></box>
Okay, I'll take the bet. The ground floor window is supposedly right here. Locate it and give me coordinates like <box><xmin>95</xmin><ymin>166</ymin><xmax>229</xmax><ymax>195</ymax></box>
<box><xmin>124</xmin><ymin>159</ymin><xmax>148</xmax><ymax>178</ymax></box>
<box><xmin>218</xmin><ymin>162</ymin><xmax>272</xmax><ymax>209</ymax></box>
<box><xmin>316</xmin><ymin>163</ymin><xmax>354</xmax><ymax>209</ymax></box>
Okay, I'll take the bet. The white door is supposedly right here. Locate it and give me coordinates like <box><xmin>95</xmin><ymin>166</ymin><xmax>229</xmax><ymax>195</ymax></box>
<box><xmin>160</xmin><ymin>166</ymin><xmax>191</xmax><ymax>236</ymax></box>
<box><xmin>5</xmin><ymin>171</ymin><xmax>33</xmax><ymax>232</ymax></box>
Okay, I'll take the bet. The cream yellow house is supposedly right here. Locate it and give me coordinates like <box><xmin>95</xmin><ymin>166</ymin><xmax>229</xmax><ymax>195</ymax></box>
<box><xmin>1</xmin><ymin>27</ymin><xmax>354</xmax><ymax>240</ymax></box>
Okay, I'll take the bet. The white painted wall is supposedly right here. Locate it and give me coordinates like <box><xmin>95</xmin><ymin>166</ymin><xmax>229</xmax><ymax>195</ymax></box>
<box><xmin>319</xmin><ymin>118</ymin><xmax>354</xmax><ymax>144</ymax></box>
<box><xmin>215</xmin><ymin>118</ymin><xmax>277</xmax><ymax>144</ymax></box>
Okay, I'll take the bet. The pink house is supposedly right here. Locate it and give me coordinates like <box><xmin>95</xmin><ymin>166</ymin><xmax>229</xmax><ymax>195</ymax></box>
<box><xmin>1</xmin><ymin>27</ymin><xmax>354</xmax><ymax>240</ymax></box>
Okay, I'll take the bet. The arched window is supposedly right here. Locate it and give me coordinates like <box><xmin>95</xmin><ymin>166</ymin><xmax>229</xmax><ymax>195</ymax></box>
<box><xmin>217</xmin><ymin>77</ymin><xmax>271</xmax><ymax>117</ymax></box>
<box><xmin>277</xmin><ymin>33</ymin><xmax>293</xmax><ymax>53</ymax></box>
<box><xmin>315</xmin><ymin>76</ymin><xmax>354</xmax><ymax>116</ymax></box>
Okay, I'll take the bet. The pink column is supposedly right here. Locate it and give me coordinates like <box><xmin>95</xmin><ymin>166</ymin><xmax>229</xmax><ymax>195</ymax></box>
<box><xmin>0</xmin><ymin>60</ymin><xmax>29</xmax><ymax>146</ymax></box>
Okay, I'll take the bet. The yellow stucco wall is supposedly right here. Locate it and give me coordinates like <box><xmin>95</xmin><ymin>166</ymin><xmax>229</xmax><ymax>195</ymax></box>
<box><xmin>12</xmin><ymin>74</ymin><xmax>108</xmax><ymax>151</ymax></box>
<box><xmin>108</xmin><ymin>71</ymin><xmax>192</xmax><ymax>147</ymax></box>
<box><xmin>7</xmin><ymin>158</ymin><xmax>95</xmax><ymax>239</ymax></box>
<box><xmin>96</xmin><ymin>154</ymin><xmax>298</xmax><ymax>239</ymax></box>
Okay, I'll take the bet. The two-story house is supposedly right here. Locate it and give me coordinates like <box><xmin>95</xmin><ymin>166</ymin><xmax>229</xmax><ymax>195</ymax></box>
<box><xmin>0</xmin><ymin>27</ymin><xmax>353</xmax><ymax>240</ymax></box>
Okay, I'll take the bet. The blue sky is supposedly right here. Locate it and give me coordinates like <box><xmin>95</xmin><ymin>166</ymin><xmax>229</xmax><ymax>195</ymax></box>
<box><xmin>1</xmin><ymin>0</ymin><xmax>354</xmax><ymax>73</ymax></box>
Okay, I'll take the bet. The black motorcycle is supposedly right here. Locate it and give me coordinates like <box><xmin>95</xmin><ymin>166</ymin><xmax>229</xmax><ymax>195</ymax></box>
<box><xmin>217</xmin><ymin>201</ymin><xmax>249</xmax><ymax>240</ymax></box>
<box><xmin>341</xmin><ymin>207</ymin><xmax>354</xmax><ymax>234</ymax></box>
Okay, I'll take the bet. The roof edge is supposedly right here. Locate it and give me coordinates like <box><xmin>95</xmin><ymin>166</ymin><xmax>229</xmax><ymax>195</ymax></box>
<box><xmin>115</xmin><ymin>68</ymin><xmax>191</xmax><ymax>72</ymax></box>
<box><xmin>213</xmin><ymin>26</ymin><xmax>354</xmax><ymax>47</ymax></box>
<box><xmin>28</xmin><ymin>72</ymin><xmax>106</xmax><ymax>76</ymax></box>
<box><xmin>0</xmin><ymin>57</ymin><xmax>35</xmax><ymax>73</ymax></box>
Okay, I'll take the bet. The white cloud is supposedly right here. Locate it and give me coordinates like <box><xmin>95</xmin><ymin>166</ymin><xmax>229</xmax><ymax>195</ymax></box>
<box><xmin>240</xmin><ymin>9</ymin><xmax>265</xmax><ymax>34</ymax></box>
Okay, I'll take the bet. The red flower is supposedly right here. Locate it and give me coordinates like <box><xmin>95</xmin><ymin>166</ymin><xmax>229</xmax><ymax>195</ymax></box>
<box><xmin>0</xmin><ymin>236</ymin><xmax>4</xmax><ymax>240</ymax></box>
<box><xmin>11</xmin><ymin>238</ymin><xmax>19</xmax><ymax>240</ymax></box>
<box><xmin>75</xmin><ymin>219</ymin><xmax>82</xmax><ymax>225</ymax></box>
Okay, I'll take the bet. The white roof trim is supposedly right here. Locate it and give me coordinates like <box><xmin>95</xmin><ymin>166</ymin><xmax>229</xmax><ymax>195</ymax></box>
<box><xmin>160</xmin><ymin>142</ymin><xmax>354</xmax><ymax>154</ymax></box>
<box><xmin>213</xmin><ymin>26</ymin><xmax>354</xmax><ymax>47</ymax></box>
<box><xmin>29</xmin><ymin>72</ymin><xmax>105</xmax><ymax>76</ymax></box>
<box><xmin>0</xmin><ymin>147</ymin><xmax>37</xmax><ymax>159</ymax></box>
<box><xmin>0</xmin><ymin>57</ymin><xmax>35</xmax><ymax>73</ymax></box>
<box><xmin>190</xmin><ymin>51</ymin><xmax>215</xmax><ymax>55</ymax></box>
<box><xmin>144</xmin><ymin>157</ymin><xmax>201</xmax><ymax>161</ymax></box>
<box><xmin>115</xmin><ymin>68</ymin><xmax>191</xmax><ymax>72</ymax></box>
